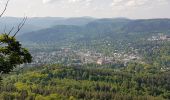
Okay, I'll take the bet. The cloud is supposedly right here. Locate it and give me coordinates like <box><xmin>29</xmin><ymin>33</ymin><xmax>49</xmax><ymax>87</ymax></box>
<box><xmin>42</xmin><ymin>0</ymin><xmax>81</xmax><ymax>4</ymax></box>
<box><xmin>43</xmin><ymin>0</ymin><xmax>53</xmax><ymax>4</ymax></box>
<box><xmin>68</xmin><ymin>0</ymin><xmax>81</xmax><ymax>3</ymax></box>
<box><xmin>42</xmin><ymin>0</ymin><xmax>92</xmax><ymax>4</ymax></box>
<box><xmin>68</xmin><ymin>0</ymin><xmax>92</xmax><ymax>3</ymax></box>
<box><xmin>112</xmin><ymin>0</ymin><xmax>147</xmax><ymax>7</ymax></box>
<box><xmin>42</xmin><ymin>0</ymin><xmax>170</xmax><ymax>12</ymax></box>
<box><xmin>42</xmin><ymin>0</ymin><xmax>62</xmax><ymax>4</ymax></box>
<box><xmin>111</xmin><ymin>0</ymin><xmax>170</xmax><ymax>7</ymax></box>
<box><xmin>0</xmin><ymin>0</ymin><xmax>7</xmax><ymax>4</ymax></box>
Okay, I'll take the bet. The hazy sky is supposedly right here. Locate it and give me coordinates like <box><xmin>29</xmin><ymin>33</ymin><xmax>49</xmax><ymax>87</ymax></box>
<box><xmin>0</xmin><ymin>0</ymin><xmax>170</xmax><ymax>19</ymax></box>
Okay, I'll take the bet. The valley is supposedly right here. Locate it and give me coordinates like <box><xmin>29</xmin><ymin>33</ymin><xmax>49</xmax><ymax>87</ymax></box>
<box><xmin>1</xmin><ymin>17</ymin><xmax>170</xmax><ymax>100</ymax></box>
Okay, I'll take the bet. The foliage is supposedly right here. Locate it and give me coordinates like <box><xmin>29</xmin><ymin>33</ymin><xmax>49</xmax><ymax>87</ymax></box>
<box><xmin>0</xmin><ymin>64</ymin><xmax>169</xmax><ymax>100</ymax></box>
<box><xmin>0</xmin><ymin>34</ymin><xmax>32</xmax><ymax>74</ymax></box>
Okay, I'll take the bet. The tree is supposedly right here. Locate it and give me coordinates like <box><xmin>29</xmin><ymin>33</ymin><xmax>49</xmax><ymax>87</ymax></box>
<box><xmin>0</xmin><ymin>0</ymin><xmax>32</xmax><ymax>75</ymax></box>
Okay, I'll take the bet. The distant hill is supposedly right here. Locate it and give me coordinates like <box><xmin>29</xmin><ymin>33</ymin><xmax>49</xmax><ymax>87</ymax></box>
<box><xmin>0</xmin><ymin>17</ymin><xmax>96</xmax><ymax>35</ymax></box>
<box><xmin>18</xmin><ymin>18</ymin><xmax>170</xmax><ymax>43</ymax></box>
<box><xmin>122</xmin><ymin>19</ymin><xmax>170</xmax><ymax>33</ymax></box>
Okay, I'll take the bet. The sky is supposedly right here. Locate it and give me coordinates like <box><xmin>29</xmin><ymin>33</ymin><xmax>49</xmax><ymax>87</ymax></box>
<box><xmin>0</xmin><ymin>0</ymin><xmax>170</xmax><ymax>19</ymax></box>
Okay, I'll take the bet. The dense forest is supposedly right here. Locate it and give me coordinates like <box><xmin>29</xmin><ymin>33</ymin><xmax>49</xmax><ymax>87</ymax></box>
<box><xmin>0</xmin><ymin>64</ymin><xmax>170</xmax><ymax>100</ymax></box>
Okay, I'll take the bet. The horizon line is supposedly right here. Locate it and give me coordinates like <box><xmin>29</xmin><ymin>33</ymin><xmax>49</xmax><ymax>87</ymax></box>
<box><xmin>2</xmin><ymin>16</ymin><xmax>170</xmax><ymax>20</ymax></box>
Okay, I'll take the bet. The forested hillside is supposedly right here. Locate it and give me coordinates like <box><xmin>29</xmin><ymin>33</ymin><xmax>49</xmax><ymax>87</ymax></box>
<box><xmin>0</xmin><ymin>17</ymin><xmax>95</xmax><ymax>35</ymax></box>
<box><xmin>18</xmin><ymin>18</ymin><xmax>170</xmax><ymax>43</ymax></box>
<box><xmin>17</xmin><ymin>18</ymin><xmax>170</xmax><ymax>69</ymax></box>
<box><xmin>1</xmin><ymin>64</ymin><xmax>170</xmax><ymax>100</ymax></box>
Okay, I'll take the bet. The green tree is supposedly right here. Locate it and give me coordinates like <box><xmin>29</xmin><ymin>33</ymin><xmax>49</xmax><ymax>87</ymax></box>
<box><xmin>0</xmin><ymin>34</ymin><xmax>32</xmax><ymax>74</ymax></box>
<box><xmin>0</xmin><ymin>0</ymin><xmax>32</xmax><ymax>75</ymax></box>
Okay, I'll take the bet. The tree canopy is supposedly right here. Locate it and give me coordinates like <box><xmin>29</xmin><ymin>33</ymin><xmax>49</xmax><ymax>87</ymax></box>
<box><xmin>0</xmin><ymin>0</ymin><xmax>32</xmax><ymax>74</ymax></box>
<box><xmin>0</xmin><ymin>34</ymin><xmax>32</xmax><ymax>74</ymax></box>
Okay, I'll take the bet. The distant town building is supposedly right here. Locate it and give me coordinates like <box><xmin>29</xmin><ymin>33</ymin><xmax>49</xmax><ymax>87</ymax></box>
<box><xmin>97</xmin><ymin>58</ymin><xmax>104</xmax><ymax>65</ymax></box>
<box><xmin>148</xmin><ymin>33</ymin><xmax>170</xmax><ymax>41</ymax></box>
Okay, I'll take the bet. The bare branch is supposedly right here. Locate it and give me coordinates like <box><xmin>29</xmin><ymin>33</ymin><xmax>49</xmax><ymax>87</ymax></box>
<box><xmin>12</xmin><ymin>16</ymin><xmax>27</xmax><ymax>37</ymax></box>
<box><xmin>8</xmin><ymin>26</ymin><xmax>15</xmax><ymax>35</ymax></box>
<box><xmin>0</xmin><ymin>17</ymin><xmax>27</xmax><ymax>45</ymax></box>
<box><xmin>3</xmin><ymin>25</ymin><xmax>7</xmax><ymax>33</ymax></box>
<box><xmin>0</xmin><ymin>0</ymin><xmax>27</xmax><ymax>46</ymax></box>
<box><xmin>0</xmin><ymin>0</ymin><xmax>10</xmax><ymax>18</ymax></box>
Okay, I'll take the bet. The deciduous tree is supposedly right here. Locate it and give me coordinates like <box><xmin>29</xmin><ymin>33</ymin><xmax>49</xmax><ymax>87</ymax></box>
<box><xmin>0</xmin><ymin>0</ymin><xmax>32</xmax><ymax>75</ymax></box>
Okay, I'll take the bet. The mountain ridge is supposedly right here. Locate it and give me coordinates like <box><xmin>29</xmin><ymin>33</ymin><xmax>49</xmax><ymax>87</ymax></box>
<box><xmin>18</xmin><ymin>18</ymin><xmax>170</xmax><ymax>43</ymax></box>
